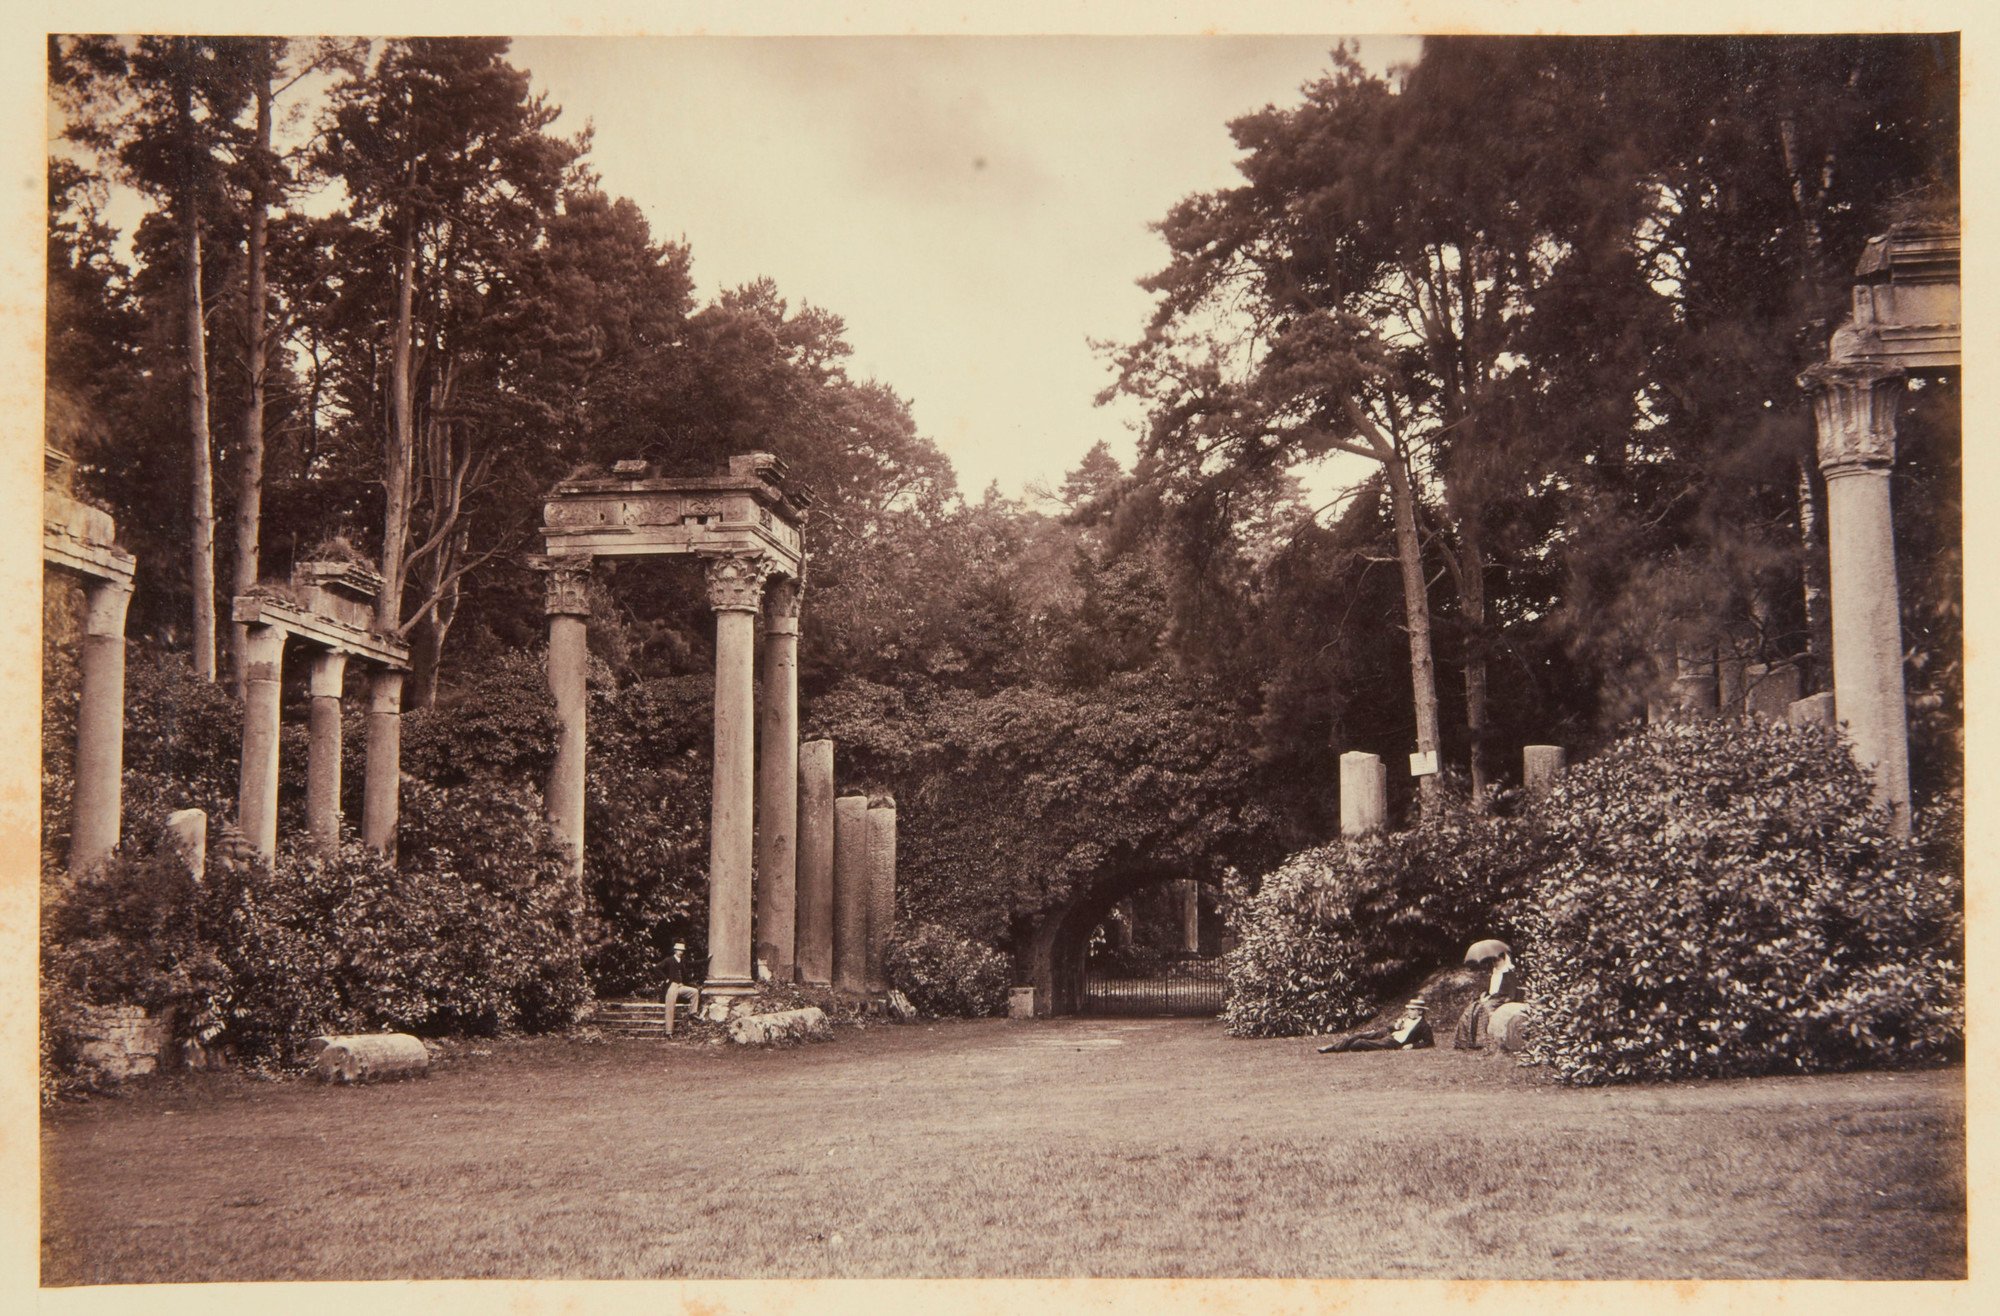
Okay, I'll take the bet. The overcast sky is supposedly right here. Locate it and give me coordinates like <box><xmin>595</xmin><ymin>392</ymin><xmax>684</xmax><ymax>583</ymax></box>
<box><xmin>511</xmin><ymin>35</ymin><xmax>1420</xmax><ymax>500</ymax></box>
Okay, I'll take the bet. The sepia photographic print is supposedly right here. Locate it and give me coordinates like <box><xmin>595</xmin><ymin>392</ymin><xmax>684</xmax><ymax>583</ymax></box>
<box><xmin>25</xmin><ymin>2</ymin><xmax>1979</xmax><ymax>1308</ymax></box>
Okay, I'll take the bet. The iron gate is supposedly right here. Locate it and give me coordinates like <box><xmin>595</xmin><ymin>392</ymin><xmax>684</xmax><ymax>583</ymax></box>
<box><xmin>1081</xmin><ymin>952</ymin><xmax>1225</xmax><ymax>1016</ymax></box>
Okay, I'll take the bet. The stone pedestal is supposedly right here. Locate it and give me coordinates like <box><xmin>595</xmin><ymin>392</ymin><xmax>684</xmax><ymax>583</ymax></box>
<box><xmin>166</xmin><ymin>808</ymin><xmax>208</xmax><ymax>880</ymax></box>
<box><xmin>754</xmin><ymin>578</ymin><xmax>802</xmax><ymax>982</ymax></box>
<box><xmin>705</xmin><ymin>556</ymin><xmax>767</xmax><ymax>993</ymax></box>
<box><xmin>362</xmin><ymin>670</ymin><xmax>405</xmax><ymax>855</ymax></box>
<box><xmin>1522</xmin><ymin>745</ymin><xmax>1565</xmax><ymax>797</ymax></box>
<box><xmin>832</xmin><ymin>794</ymin><xmax>871</xmax><ymax>994</ymax></box>
<box><xmin>1339</xmin><ymin>751</ymin><xmax>1388</xmax><ymax>836</ymax></box>
<box><xmin>795</xmin><ymin>739</ymin><xmax>836</xmax><ymax>985</ymax></box>
<box><xmin>70</xmin><ymin>580</ymin><xmax>133</xmax><ymax>875</ymax></box>
<box><xmin>306</xmin><ymin>650</ymin><xmax>349</xmax><ymax>857</ymax></box>
<box><xmin>237</xmin><ymin>623</ymin><xmax>286</xmax><ymax>862</ymax></box>
<box><xmin>544</xmin><ymin>563</ymin><xmax>592</xmax><ymax>880</ymax></box>
<box><xmin>1805</xmin><ymin>363</ymin><xmax>1912</xmax><ymax>834</ymax></box>
<box><xmin>1744</xmin><ymin>662</ymin><xmax>1803</xmax><ymax>723</ymax></box>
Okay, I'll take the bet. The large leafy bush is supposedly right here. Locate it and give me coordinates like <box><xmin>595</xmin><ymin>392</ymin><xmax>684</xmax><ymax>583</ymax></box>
<box><xmin>1222</xmin><ymin>792</ymin><xmax>1542</xmax><ymax>1037</ymax></box>
<box><xmin>1515</xmin><ymin>719</ymin><xmax>1962</xmax><ymax>1084</ymax></box>
<box><xmin>884</xmin><ymin>923</ymin><xmax>1011</xmax><ymax>1017</ymax></box>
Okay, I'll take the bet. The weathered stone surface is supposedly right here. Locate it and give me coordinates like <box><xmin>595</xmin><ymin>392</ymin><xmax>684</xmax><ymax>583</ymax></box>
<box><xmin>706</xmin><ymin>589</ymin><xmax>759</xmax><ymax>990</ymax></box>
<box><xmin>1339</xmin><ymin>752</ymin><xmax>1387</xmax><ymax>836</ymax></box>
<box><xmin>864</xmin><ymin>800</ymin><xmax>897</xmax><ymax>993</ymax></box>
<box><xmin>755</xmin><ymin>577</ymin><xmax>802</xmax><ymax>982</ymax></box>
<box><xmin>70</xmin><ymin>579</ymin><xmax>133</xmax><ymax>876</ymax></box>
<box><xmin>1488</xmin><ymin>1002</ymin><xmax>1533</xmax><ymax>1053</ymax></box>
<box><xmin>1789</xmin><ymin>691</ymin><xmax>1837</xmax><ymax>730</ymax></box>
<box><xmin>1522</xmin><ymin>745</ymin><xmax>1565</xmax><ymax>797</ymax></box>
<box><xmin>165</xmin><ymin>808</ymin><xmax>208</xmax><ymax>879</ymax></box>
<box><xmin>1008</xmin><ymin>987</ymin><xmax>1036</xmax><ymax>1020</ymax></box>
<box><xmin>727</xmin><ymin>1006</ymin><xmax>831</xmax><ymax>1045</ymax></box>
<box><xmin>886</xmin><ymin>990</ymin><xmax>916</xmax><ymax>1021</ymax></box>
<box><xmin>832</xmin><ymin>795</ymin><xmax>870</xmax><ymax>994</ymax></box>
<box><xmin>795</xmin><ymin>740</ymin><xmax>836</xmax><ymax>985</ymax></box>
<box><xmin>1745</xmin><ymin>662</ymin><xmax>1803</xmax><ymax>722</ymax></box>
<box><xmin>238</xmin><ymin>623</ymin><xmax>286</xmax><ymax>861</ymax></box>
<box><xmin>74</xmin><ymin>1005</ymin><xmax>168</xmax><ymax>1080</ymax></box>
<box><xmin>362</xmin><ymin>669</ymin><xmax>405</xmax><ymax>856</ymax></box>
<box><xmin>310</xmin><ymin>1033</ymin><xmax>430</xmax><ymax>1084</ymax></box>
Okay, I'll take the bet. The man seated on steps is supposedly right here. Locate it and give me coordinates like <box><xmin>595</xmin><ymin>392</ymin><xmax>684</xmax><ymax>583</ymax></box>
<box><xmin>663</xmin><ymin>941</ymin><xmax>701</xmax><ymax>1035</ymax></box>
<box><xmin>1318</xmin><ymin>998</ymin><xmax>1434</xmax><ymax>1053</ymax></box>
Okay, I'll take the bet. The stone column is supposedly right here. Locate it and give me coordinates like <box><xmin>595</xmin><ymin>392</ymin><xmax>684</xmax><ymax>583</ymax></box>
<box><xmin>543</xmin><ymin>560</ymin><xmax>592</xmax><ymax>880</ymax></box>
<box><xmin>69</xmin><ymin>578</ymin><xmax>133</xmax><ymax>876</ymax></box>
<box><xmin>1744</xmin><ymin>662</ymin><xmax>1803</xmax><ymax>723</ymax></box>
<box><xmin>832</xmin><ymin>793</ymin><xmax>870</xmax><ymax>994</ymax></box>
<box><xmin>704</xmin><ymin>554</ymin><xmax>768</xmax><ymax>993</ymax></box>
<box><xmin>305</xmin><ymin>649</ymin><xmax>349</xmax><ymax>857</ymax></box>
<box><xmin>795</xmin><ymin>739</ymin><xmax>836</xmax><ymax>985</ymax></box>
<box><xmin>238</xmin><ymin>623</ymin><xmax>286</xmax><ymax>862</ymax></box>
<box><xmin>1339</xmin><ymin>751</ymin><xmax>1388</xmax><ymax>837</ymax></box>
<box><xmin>1522</xmin><ymin>745</ymin><xmax>1566</xmax><ymax>797</ymax></box>
<box><xmin>1803</xmin><ymin>362</ymin><xmax>1912</xmax><ymax>835</ymax></box>
<box><xmin>1673</xmin><ymin>648</ymin><xmax>1719</xmax><ymax>719</ymax></box>
<box><xmin>1180</xmin><ymin>880</ymin><xmax>1201</xmax><ymax>954</ymax></box>
<box><xmin>865</xmin><ymin>798</ymin><xmax>897</xmax><ymax>993</ymax></box>
<box><xmin>361</xmin><ymin>669</ymin><xmax>405</xmax><ymax>856</ymax></box>
<box><xmin>754</xmin><ymin>575</ymin><xmax>802</xmax><ymax>982</ymax></box>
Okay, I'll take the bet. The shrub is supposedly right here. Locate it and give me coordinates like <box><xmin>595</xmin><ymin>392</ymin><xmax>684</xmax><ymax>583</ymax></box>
<box><xmin>884</xmin><ymin>923</ymin><xmax>1011</xmax><ymax>1017</ymax></box>
<box><xmin>1222</xmin><ymin>792</ymin><xmax>1542</xmax><ymax>1038</ymax></box>
<box><xmin>1515</xmin><ymin>719</ymin><xmax>1963</xmax><ymax>1085</ymax></box>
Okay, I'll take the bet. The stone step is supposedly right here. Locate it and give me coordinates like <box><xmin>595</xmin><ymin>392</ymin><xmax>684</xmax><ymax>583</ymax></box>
<box><xmin>590</xmin><ymin>999</ymin><xmax>677</xmax><ymax>1038</ymax></box>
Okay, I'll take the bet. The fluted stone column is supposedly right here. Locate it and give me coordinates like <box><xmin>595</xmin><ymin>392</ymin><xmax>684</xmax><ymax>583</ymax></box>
<box><xmin>1523</xmin><ymin>745</ymin><xmax>1566</xmax><ymax>797</ymax></box>
<box><xmin>1339</xmin><ymin>751</ymin><xmax>1387</xmax><ymax>836</ymax></box>
<box><xmin>754</xmin><ymin>575</ymin><xmax>802</xmax><ymax>982</ymax></box>
<box><xmin>362</xmin><ymin>669</ymin><xmax>405</xmax><ymax>856</ymax></box>
<box><xmin>543</xmin><ymin>560</ymin><xmax>591</xmax><ymax>880</ymax></box>
<box><xmin>832</xmin><ymin>793</ymin><xmax>870</xmax><ymax>994</ymax></box>
<box><xmin>705</xmin><ymin>554</ymin><xmax>768</xmax><ymax>993</ymax></box>
<box><xmin>69</xmin><ymin>579</ymin><xmax>133</xmax><ymax>876</ymax></box>
<box><xmin>865</xmin><ymin>798</ymin><xmax>897</xmax><ymax>993</ymax></box>
<box><xmin>796</xmin><ymin>739</ymin><xmax>836</xmax><ymax>985</ymax></box>
<box><xmin>238</xmin><ymin>623</ymin><xmax>286</xmax><ymax>862</ymax></box>
<box><xmin>305</xmin><ymin>649</ymin><xmax>349</xmax><ymax>857</ymax></box>
<box><xmin>1804</xmin><ymin>362</ymin><xmax>1912</xmax><ymax>834</ymax></box>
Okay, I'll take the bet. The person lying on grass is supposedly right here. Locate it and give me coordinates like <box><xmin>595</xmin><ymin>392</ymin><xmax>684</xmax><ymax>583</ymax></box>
<box><xmin>1317</xmin><ymin>998</ymin><xmax>1434</xmax><ymax>1053</ymax></box>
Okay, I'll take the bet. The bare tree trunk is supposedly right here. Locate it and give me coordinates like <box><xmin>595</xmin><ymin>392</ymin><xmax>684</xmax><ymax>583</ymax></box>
<box><xmin>231</xmin><ymin>70</ymin><xmax>273</xmax><ymax>697</ymax></box>
<box><xmin>179</xmin><ymin>63</ymin><xmax>216</xmax><ymax>682</ymax></box>
<box><xmin>1384</xmin><ymin>451</ymin><xmax>1442</xmax><ymax>819</ymax></box>
<box><xmin>1458</xmin><ymin>522</ymin><xmax>1490</xmax><ymax>809</ymax></box>
<box><xmin>377</xmin><ymin>211</ymin><xmax>417</xmax><ymax>634</ymax></box>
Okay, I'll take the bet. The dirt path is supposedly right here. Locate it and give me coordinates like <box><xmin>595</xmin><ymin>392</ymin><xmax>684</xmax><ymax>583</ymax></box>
<box><xmin>42</xmin><ymin>1018</ymin><xmax>1965</xmax><ymax>1282</ymax></box>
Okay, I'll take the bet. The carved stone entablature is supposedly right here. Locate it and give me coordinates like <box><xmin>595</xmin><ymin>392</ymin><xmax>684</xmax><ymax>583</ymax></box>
<box><xmin>704</xmin><ymin>553</ymin><xmax>774</xmax><ymax>613</ymax></box>
<box><xmin>1828</xmin><ymin>222</ymin><xmax>1960</xmax><ymax>372</ymax></box>
<box><xmin>230</xmin><ymin>595</ymin><xmax>412</xmax><ymax>670</ymax></box>
<box><xmin>540</xmin><ymin>452</ymin><xmax>810</xmax><ymax>576</ymax></box>
<box><xmin>44</xmin><ymin>488</ymin><xmax>136</xmax><ymax>586</ymax></box>
<box><xmin>1800</xmin><ymin>361</ymin><xmax>1905</xmax><ymax>477</ymax></box>
<box><xmin>291</xmin><ymin>560</ymin><xmax>383</xmax><ymax>631</ymax></box>
<box><xmin>530</xmin><ymin>555</ymin><xmax>593</xmax><ymax>617</ymax></box>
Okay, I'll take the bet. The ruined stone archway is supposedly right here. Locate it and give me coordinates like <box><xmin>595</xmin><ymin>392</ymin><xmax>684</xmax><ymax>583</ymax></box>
<box><xmin>1020</xmin><ymin>869</ymin><xmax>1229</xmax><ymax>1017</ymax></box>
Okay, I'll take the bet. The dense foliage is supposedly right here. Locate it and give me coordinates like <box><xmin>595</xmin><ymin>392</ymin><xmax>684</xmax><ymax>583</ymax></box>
<box><xmin>884</xmin><ymin>924</ymin><xmax>1012</xmax><ymax>1018</ymax></box>
<box><xmin>1224</xmin><ymin>719</ymin><xmax>1963</xmax><ymax>1084</ymax></box>
<box><xmin>1222</xmin><ymin>790</ymin><xmax>1543</xmax><ymax>1038</ymax></box>
<box><xmin>1515</xmin><ymin>720</ymin><xmax>1963</xmax><ymax>1084</ymax></box>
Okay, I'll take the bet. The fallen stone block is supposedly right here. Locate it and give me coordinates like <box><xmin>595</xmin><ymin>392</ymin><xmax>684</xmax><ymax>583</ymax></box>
<box><xmin>1488</xmin><ymin>1002</ymin><xmax>1534</xmax><ymax>1053</ymax></box>
<box><xmin>727</xmin><ymin>1007</ymin><xmax>832</xmax><ymax>1046</ymax></box>
<box><xmin>887</xmin><ymin>989</ymin><xmax>916</xmax><ymax>1021</ymax></box>
<box><xmin>310</xmin><ymin>1033</ymin><xmax>430</xmax><ymax>1084</ymax></box>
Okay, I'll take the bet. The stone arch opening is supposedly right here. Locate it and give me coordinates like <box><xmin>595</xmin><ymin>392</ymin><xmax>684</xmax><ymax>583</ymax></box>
<box><xmin>1022</xmin><ymin>869</ymin><xmax>1229</xmax><ymax>1017</ymax></box>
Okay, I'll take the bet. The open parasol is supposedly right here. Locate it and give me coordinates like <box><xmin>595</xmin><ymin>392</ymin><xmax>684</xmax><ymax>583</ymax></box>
<box><xmin>1463</xmin><ymin>938</ymin><xmax>1511</xmax><ymax>965</ymax></box>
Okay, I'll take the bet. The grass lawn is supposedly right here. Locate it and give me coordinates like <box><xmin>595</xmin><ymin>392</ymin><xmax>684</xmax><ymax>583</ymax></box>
<box><xmin>40</xmin><ymin>1017</ymin><xmax>1964</xmax><ymax>1282</ymax></box>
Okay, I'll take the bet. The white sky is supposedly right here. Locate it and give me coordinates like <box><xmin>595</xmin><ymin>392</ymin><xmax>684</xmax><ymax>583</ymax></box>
<box><xmin>511</xmin><ymin>36</ymin><xmax>1420</xmax><ymax>500</ymax></box>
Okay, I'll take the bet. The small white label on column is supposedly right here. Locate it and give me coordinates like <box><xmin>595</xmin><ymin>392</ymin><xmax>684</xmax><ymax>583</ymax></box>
<box><xmin>1409</xmin><ymin>750</ymin><xmax>1439</xmax><ymax>777</ymax></box>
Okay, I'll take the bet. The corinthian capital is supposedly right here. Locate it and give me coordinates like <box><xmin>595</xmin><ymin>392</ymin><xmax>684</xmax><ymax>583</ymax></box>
<box><xmin>1800</xmin><ymin>362</ymin><xmax>1905</xmax><ymax>477</ymax></box>
<box><xmin>764</xmin><ymin>574</ymin><xmax>803</xmax><ymax>631</ymax></box>
<box><xmin>704</xmin><ymin>553</ymin><xmax>774</xmax><ymax>613</ymax></box>
<box><xmin>541</xmin><ymin>557</ymin><xmax>593</xmax><ymax>617</ymax></box>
